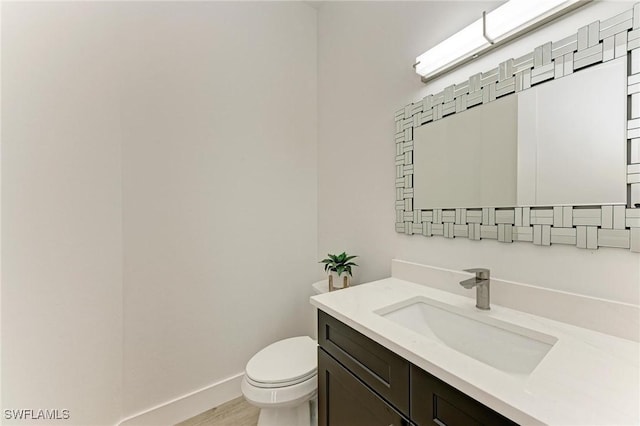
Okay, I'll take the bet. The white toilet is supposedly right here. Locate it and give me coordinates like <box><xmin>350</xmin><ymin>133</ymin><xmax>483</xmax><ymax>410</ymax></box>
<box><xmin>241</xmin><ymin>336</ymin><xmax>318</xmax><ymax>426</ymax></box>
<box><xmin>241</xmin><ymin>282</ymin><xmax>328</xmax><ymax>426</ymax></box>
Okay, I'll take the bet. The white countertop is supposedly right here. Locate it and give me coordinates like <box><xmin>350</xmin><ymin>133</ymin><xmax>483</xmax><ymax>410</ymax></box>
<box><xmin>310</xmin><ymin>278</ymin><xmax>640</xmax><ymax>426</ymax></box>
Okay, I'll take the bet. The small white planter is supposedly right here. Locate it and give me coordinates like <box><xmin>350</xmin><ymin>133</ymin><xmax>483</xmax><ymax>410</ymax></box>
<box><xmin>328</xmin><ymin>272</ymin><xmax>351</xmax><ymax>291</ymax></box>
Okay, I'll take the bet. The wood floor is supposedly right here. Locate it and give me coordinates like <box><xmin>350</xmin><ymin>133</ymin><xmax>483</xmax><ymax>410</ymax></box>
<box><xmin>176</xmin><ymin>397</ymin><xmax>259</xmax><ymax>426</ymax></box>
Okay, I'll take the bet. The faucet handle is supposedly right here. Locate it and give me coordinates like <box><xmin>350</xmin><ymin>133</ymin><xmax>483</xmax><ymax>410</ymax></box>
<box><xmin>464</xmin><ymin>268</ymin><xmax>490</xmax><ymax>279</ymax></box>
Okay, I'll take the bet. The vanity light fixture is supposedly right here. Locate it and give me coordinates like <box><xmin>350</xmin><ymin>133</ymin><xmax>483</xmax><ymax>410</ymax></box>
<box><xmin>414</xmin><ymin>0</ymin><xmax>590</xmax><ymax>83</ymax></box>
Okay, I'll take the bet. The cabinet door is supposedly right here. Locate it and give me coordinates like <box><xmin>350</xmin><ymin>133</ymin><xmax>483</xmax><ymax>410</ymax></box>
<box><xmin>411</xmin><ymin>365</ymin><xmax>518</xmax><ymax>426</ymax></box>
<box><xmin>318</xmin><ymin>348</ymin><xmax>410</xmax><ymax>426</ymax></box>
<box><xmin>318</xmin><ymin>311</ymin><xmax>410</xmax><ymax>415</ymax></box>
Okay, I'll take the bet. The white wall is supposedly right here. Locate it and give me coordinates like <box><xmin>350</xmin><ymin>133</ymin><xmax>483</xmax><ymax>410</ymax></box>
<box><xmin>120</xmin><ymin>2</ymin><xmax>317</xmax><ymax>417</ymax></box>
<box><xmin>1</xmin><ymin>0</ymin><xmax>5</xmax><ymax>413</ymax></box>
<box><xmin>1</xmin><ymin>3</ymin><xmax>124</xmax><ymax>425</ymax></box>
<box><xmin>2</xmin><ymin>2</ymin><xmax>317</xmax><ymax>424</ymax></box>
<box><xmin>318</xmin><ymin>1</ymin><xmax>640</xmax><ymax>306</ymax></box>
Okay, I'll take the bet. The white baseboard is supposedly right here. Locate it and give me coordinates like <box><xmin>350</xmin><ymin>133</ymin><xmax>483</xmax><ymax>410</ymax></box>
<box><xmin>391</xmin><ymin>259</ymin><xmax>640</xmax><ymax>342</ymax></box>
<box><xmin>117</xmin><ymin>372</ymin><xmax>244</xmax><ymax>426</ymax></box>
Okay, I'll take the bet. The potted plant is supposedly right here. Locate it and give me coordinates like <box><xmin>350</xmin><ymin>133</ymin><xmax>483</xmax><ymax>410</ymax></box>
<box><xmin>320</xmin><ymin>252</ymin><xmax>358</xmax><ymax>291</ymax></box>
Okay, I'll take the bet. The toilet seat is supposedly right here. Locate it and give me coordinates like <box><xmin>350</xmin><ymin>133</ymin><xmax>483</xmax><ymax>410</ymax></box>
<box><xmin>246</xmin><ymin>369</ymin><xmax>316</xmax><ymax>388</ymax></box>
<box><xmin>242</xmin><ymin>336</ymin><xmax>318</xmax><ymax>410</ymax></box>
<box><xmin>241</xmin><ymin>373</ymin><xmax>317</xmax><ymax>408</ymax></box>
<box><xmin>245</xmin><ymin>336</ymin><xmax>317</xmax><ymax>388</ymax></box>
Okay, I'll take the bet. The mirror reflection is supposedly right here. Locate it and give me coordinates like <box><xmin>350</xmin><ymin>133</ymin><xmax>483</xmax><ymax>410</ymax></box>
<box><xmin>413</xmin><ymin>57</ymin><xmax>627</xmax><ymax>210</ymax></box>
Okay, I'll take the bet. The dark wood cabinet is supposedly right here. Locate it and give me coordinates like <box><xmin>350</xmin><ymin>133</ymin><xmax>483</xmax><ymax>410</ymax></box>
<box><xmin>318</xmin><ymin>311</ymin><xmax>520</xmax><ymax>426</ymax></box>
<box><xmin>318</xmin><ymin>348</ymin><xmax>410</xmax><ymax>426</ymax></box>
<box><xmin>410</xmin><ymin>365</ymin><xmax>518</xmax><ymax>426</ymax></box>
<box><xmin>318</xmin><ymin>310</ymin><xmax>410</xmax><ymax>415</ymax></box>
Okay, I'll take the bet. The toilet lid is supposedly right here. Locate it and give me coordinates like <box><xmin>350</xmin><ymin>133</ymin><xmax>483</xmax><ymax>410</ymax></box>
<box><xmin>245</xmin><ymin>336</ymin><xmax>317</xmax><ymax>386</ymax></box>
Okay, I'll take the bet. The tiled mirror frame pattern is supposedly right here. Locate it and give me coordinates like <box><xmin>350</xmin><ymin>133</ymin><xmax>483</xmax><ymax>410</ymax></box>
<box><xmin>395</xmin><ymin>4</ymin><xmax>640</xmax><ymax>252</ymax></box>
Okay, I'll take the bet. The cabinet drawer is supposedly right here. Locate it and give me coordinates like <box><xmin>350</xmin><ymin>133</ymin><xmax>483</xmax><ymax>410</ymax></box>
<box><xmin>318</xmin><ymin>348</ymin><xmax>410</xmax><ymax>426</ymax></box>
<box><xmin>411</xmin><ymin>365</ymin><xmax>518</xmax><ymax>426</ymax></box>
<box><xmin>318</xmin><ymin>310</ymin><xmax>410</xmax><ymax>416</ymax></box>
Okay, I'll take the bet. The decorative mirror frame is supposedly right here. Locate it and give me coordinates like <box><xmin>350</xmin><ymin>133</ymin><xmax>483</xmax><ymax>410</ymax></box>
<box><xmin>395</xmin><ymin>4</ymin><xmax>640</xmax><ymax>252</ymax></box>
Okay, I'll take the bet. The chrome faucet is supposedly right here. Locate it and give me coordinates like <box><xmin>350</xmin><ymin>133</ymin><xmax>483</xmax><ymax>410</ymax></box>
<box><xmin>459</xmin><ymin>268</ymin><xmax>490</xmax><ymax>310</ymax></box>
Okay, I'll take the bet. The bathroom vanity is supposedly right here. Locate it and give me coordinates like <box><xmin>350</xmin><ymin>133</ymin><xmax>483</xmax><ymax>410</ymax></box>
<box><xmin>318</xmin><ymin>310</ymin><xmax>515</xmax><ymax>426</ymax></box>
<box><xmin>310</xmin><ymin>262</ymin><xmax>640</xmax><ymax>426</ymax></box>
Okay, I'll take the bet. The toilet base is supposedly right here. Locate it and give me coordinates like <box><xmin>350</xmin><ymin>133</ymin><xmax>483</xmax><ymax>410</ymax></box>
<box><xmin>256</xmin><ymin>397</ymin><xmax>317</xmax><ymax>426</ymax></box>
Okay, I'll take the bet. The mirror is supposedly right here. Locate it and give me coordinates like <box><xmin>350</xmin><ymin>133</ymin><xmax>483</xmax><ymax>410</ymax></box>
<box><xmin>414</xmin><ymin>95</ymin><xmax>518</xmax><ymax>209</ymax></box>
<box><xmin>516</xmin><ymin>57</ymin><xmax>627</xmax><ymax>206</ymax></box>
<box><xmin>395</xmin><ymin>4</ymin><xmax>640</xmax><ymax>251</ymax></box>
<box><xmin>413</xmin><ymin>56</ymin><xmax>627</xmax><ymax>210</ymax></box>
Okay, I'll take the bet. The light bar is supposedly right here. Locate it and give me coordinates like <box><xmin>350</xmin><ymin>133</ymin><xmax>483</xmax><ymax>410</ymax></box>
<box><xmin>415</xmin><ymin>0</ymin><xmax>589</xmax><ymax>83</ymax></box>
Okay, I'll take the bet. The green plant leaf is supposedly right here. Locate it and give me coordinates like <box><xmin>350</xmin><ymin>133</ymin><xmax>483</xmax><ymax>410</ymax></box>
<box><xmin>321</xmin><ymin>252</ymin><xmax>358</xmax><ymax>276</ymax></box>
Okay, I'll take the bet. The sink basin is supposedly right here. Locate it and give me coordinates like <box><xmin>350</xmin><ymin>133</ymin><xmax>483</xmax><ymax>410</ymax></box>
<box><xmin>376</xmin><ymin>297</ymin><xmax>557</xmax><ymax>375</ymax></box>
